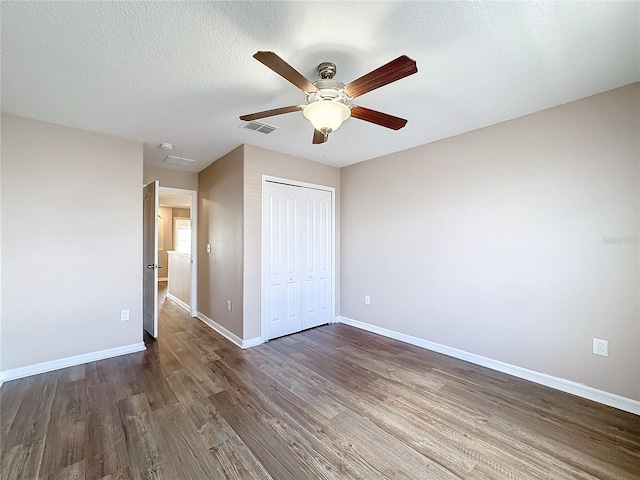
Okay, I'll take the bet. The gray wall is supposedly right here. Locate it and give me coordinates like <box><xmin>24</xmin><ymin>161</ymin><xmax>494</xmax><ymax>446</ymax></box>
<box><xmin>198</xmin><ymin>146</ymin><xmax>244</xmax><ymax>338</ymax></box>
<box><xmin>340</xmin><ymin>84</ymin><xmax>640</xmax><ymax>401</ymax></box>
<box><xmin>243</xmin><ymin>144</ymin><xmax>341</xmax><ymax>339</ymax></box>
<box><xmin>1</xmin><ymin>114</ymin><xmax>144</xmax><ymax>371</ymax></box>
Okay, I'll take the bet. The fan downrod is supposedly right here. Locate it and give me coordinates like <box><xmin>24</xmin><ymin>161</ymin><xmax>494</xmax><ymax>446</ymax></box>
<box><xmin>317</xmin><ymin>62</ymin><xmax>337</xmax><ymax>79</ymax></box>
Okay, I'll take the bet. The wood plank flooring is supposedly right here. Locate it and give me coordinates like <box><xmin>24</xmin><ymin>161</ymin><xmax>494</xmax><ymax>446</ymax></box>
<box><xmin>2</xmin><ymin>285</ymin><xmax>639</xmax><ymax>479</ymax></box>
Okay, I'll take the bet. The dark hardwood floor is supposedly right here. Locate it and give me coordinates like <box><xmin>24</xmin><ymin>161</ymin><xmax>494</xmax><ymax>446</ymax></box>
<box><xmin>2</xmin><ymin>285</ymin><xmax>639</xmax><ymax>479</ymax></box>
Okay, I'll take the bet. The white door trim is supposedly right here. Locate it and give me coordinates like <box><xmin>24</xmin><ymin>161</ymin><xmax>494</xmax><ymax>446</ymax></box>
<box><xmin>261</xmin><ymin>175</ymin><xmax>336</xmax><ymax>343</ymax></box>
<box><xmin>143</xmin><ymin>180</ymin><xmax>159</xmax><ymax>337</ymax></box>
<box><xmin>158</xmin><ymin>186</ymin><xmax>198</xmax><ymax>317</ymax></box>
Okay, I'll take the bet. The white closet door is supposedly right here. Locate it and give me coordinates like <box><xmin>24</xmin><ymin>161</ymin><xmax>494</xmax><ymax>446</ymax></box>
<box><xmin>262</xmin><ymin>182</ymin><xmax>302</xmax><ymax>340</ymax></box>
<box><xmin>301</xmin><ymin>188</ymin><xmax>332</xmax><ymax>329</ymax></box>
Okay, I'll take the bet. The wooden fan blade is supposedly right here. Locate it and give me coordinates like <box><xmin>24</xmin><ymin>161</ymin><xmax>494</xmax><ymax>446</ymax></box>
<box><xmin>313</xmin><ymin>129</ymin><xmax>326</xmax><ymax>144</ymax></box>
<box><xmin>240</xmin><ymin>105</ymin><xmax>301</xmax><ymax>121</ymax></box>
<box><xmin>254</xmin><ymin>51</ymin><xmax>318</xmax><ymax>93</ymax></box>
<box><xmin>344</xmin><ymin>55</ymin><xmax>417</xmax><ymax>98</ymax></box>
<box><xmin>350</xmin><ymin>106</ymin><xmax>408</xmax><ymax>130</ymax></box>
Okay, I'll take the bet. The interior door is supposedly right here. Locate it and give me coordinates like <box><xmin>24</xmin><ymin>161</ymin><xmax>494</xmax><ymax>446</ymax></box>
<box><xmin>262</xmin><ymin>182</ymin><xmax>302</xmax><ymax>340</ymax></box>
<box><xmin>143</xmin><ymin>180</ymin><xmax>159</xmax><ymax>338</ymax></box>
<box><xmin>301</xmin><ymin>188</ymin><xmax>332</xmax><ymax>329</ymax></box>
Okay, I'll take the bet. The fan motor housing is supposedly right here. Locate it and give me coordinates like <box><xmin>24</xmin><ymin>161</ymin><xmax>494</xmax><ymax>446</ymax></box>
<box><xmin>308</xmin><ymin>79</ymin><xmax>349</xmax><ymax>104</ymax></box>
<box><xmin>317</xmin><ymin>62</ymin><xmax>337</xmax><ymax>79</ymax></box>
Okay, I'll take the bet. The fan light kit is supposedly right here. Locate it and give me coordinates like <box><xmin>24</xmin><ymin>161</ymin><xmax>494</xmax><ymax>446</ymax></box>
<box><xmin>160</xmin><ymin>143</ymin><xmax>174</xmax><ymax>150</ymax></box>
<box><xmin>240</xmin><ymin>52</ymin><xmax>418</xmax><ymax>144</ymax></box>
<box><xmin>303</xmin><ymin>100</ymin><xmax>350</xmax><ymax>133</ymax></box>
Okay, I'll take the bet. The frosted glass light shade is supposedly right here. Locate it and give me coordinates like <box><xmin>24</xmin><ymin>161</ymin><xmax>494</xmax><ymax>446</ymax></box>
<box><xmin>303</xmin><ymin>100</ymin><xmax>351</xmax><ymax>132</ymax></box>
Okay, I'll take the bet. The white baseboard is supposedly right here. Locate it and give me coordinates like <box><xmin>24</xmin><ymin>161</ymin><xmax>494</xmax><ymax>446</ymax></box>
<box><xmin>338</xmin><ymin>316</ymin><xmax>640</xmax><ymax>416</ymax></box>
<box><xmin>166</xmin><ymin>292</ymin><xmax>190</xmax><ymax>313</ymax></box>
<box><xmin>158</xmin><ymin>277</ymin><xmax>168</xmax><ymax>282</ymax></box>
<box><xmin>243</xmin><ymin>336</ymin><xmax>264</xmax><ymax>348</ymax></box>
<box><xmin>0</xmin><ymin>343</ymin><xmax>146</xmax><ymax>386</ymax></box>
<box><xmin>196</xmin><ymin>312</ymin><xmax>262</xmax><ymax>349</ymax></box>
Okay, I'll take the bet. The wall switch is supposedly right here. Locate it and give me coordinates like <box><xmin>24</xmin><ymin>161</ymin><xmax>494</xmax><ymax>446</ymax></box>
<box><xmin>206</xmin><ymin>244</ymin><xmax>211</xmax><ymax>253</ymax></box>
<box><xmin>120</xmin><ymin>309</ymin><xmax>129</xmax><ymax>322</ymax></box>
<box><xmin>364</xmin><ymin>295</ymin><xmax>371</xmax><ymax>305</ymax></box>
<box><xmin>226</xmin><ymin>300</ymin><xmax>232</xmax><ymax>312</ymax></box>
<box><xmin>593</xmin><ymin>338</ymin><xmax>608</xmax><ymax>357</ymax></box>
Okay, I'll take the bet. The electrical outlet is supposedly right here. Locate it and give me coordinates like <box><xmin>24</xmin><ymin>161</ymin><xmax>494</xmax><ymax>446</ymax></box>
<box><xmin>593</xmin><ymin>338</ymin><xmax>608</xmax><ymax>357</ymax></box>
<box><xmin>120</xmin><ymin>309</ymin><xmax>129</xmax><ymax>322</ymax></box>
<box><xmin>364</xmin><ymin>295</ymin><xmax>371</xmax><ymax>305</ymax></box>
<box><xmin>226</xmin><ymin>300</ymin><xmax>232</xmax><ymax>312</ymax></box>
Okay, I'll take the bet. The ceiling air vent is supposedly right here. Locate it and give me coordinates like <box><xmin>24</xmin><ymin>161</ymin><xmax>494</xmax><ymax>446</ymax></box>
<box><xmin>163</xmin><ymin>155</ymin><xmax>196</xmax><ymax>167</ymax></box>
<box><xmin>240</xmin><ymin>121</ymin><xmax>279</xmax><ymax>135</ymax></box>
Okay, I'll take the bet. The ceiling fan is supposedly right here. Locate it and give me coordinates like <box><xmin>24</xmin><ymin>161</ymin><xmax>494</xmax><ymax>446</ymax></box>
<box><xmin>239</xmin><ymin>51</ymin><xmax>418</xmax><ymax>144</ymax></box>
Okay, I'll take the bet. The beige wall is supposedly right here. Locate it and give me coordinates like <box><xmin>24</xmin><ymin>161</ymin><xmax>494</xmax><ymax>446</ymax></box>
<box><xmin>157</xmin><ymin>207</ymin><xmax>191</xmax><ymax>280</ymax></box>
<box><xmin>340</xmin><ymin>84</ymin><xmax>640</xmax><ymax>400</ymax></box>
<box><xmin>168</xmin><ymin>252</ymin><xmax>190</xmax><ymax>306</ymax></box>
<box><xmin>172</xmin><ymin>207</ymin><xmax>191</xmax><ymax>253</ymax></box>
<box><xmin>157</xmin><ymin>206</ymin><xmax>172</xmax><ymax>279</ymax></box>
<box><xmin>197</xmin><ymin>143</ymin><xmax>340</xmax><ymax>340</ymax></box>
<box><xmin>198</xmin><ymin>146</ymin><xmax>244</xmax><ymax>337</ymax></box>
<box><xmin>1</xmin><ymin>114</ymin><xmax>144</xmax><ymax>371</ymax></box>
<box><xmin>172</xmin><ymin>208</ymin><xmax>191</xmax><ymax>220</ymax></box>
<box><xmin>243</xmin><ymin>144</ymin><xmax>341</xmax><ymax>339</ymax></box>
<box><xmin>144</xmin><ymin>165</ymin><xmax>198</xmax><ymax>190</ymax></box>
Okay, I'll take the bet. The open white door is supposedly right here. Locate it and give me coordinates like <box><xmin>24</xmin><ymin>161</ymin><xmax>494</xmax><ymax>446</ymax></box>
<box><xmin>143</xmin><ymin>180</ymin><xmax>159</xmax><ymax>338</ymax></box>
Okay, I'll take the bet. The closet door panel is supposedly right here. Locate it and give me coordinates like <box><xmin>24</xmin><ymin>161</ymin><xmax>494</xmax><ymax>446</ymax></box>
<box><xmin>301</xmin><ymin>188</ymin><xmax>332</xmax><ymax>329</ymax></box>
<box><xmin>262</xmin><ymin>183</ymin><xmax>302</xmax><ymax>340</ymax></box>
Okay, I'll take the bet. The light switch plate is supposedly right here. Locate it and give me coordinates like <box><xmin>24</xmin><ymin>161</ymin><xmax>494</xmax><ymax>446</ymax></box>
<box><xmin>120</xmin><ymin>309</ymin><xmax>129</xmax><ymax>322</ymax></box>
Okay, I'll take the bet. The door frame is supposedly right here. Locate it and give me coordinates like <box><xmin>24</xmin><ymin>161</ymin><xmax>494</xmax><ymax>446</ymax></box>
<box><xmin>158</xmin><ymin>186</ymin><xmax>198</xmax><ymax>317</ymax></box>
<box><xmin>260</xmin><ymin>175</ymin><xmax>336</xmax><ymax>342</ymax></box>
<box><xmin>143</xmin><ymin>180</ymin><xmax>159</xmax><ymax>338</ymax></box>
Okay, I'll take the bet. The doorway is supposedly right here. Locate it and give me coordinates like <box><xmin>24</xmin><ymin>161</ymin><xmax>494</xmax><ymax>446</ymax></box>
<box><xmin>142</xmin><ymin>183</ymin><xmax>198</xmax><ymax>340</ymax></box>
<box><xmin>158</xmin><ymin>186</ymin><xmax>198</xmax><ymax>318</ymax></box>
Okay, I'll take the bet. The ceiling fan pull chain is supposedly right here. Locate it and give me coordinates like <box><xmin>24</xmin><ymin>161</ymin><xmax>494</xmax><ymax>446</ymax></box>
<box><xmin>323</xmin><ymin>132</ymin><xmax>328</xmax><ymax>158</ymax></box>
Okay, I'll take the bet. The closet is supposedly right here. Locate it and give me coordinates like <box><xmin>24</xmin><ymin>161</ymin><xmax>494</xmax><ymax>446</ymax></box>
<box><xmin>262</xmin><ymin>180</ymin><xmax>332</xmax><ymax>340</ymax></box>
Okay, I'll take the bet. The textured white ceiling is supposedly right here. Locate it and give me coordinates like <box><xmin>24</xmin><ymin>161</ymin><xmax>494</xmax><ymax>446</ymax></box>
<box><xmin>2</xmin><ymin>1</ymin><xmax>638</xmax><ymax>170</ymax></box>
